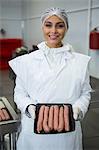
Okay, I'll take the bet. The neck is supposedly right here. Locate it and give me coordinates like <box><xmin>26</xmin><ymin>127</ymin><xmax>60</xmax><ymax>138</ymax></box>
<box><xmin>46</xmin><ymin>42</ymin><xmax>63</xmax><ymax>48</ymax></box>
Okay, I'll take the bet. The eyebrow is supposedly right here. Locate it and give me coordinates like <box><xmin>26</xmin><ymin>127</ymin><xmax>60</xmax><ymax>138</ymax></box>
<box><xmin>44</xmin><ymin>21</ymin><xmax>65</xmax><ymax>24</ymax></box>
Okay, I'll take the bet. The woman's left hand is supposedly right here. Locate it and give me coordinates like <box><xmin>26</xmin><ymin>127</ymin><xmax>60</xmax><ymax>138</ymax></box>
<box><xmin>72</xmin><ymin>106</ymin><xmax>83</xmax><ymax>121</ymax></box>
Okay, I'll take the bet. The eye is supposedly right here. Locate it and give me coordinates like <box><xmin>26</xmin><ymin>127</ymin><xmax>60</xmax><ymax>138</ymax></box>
<box><xmin>56</xmin><ymin>24</ymin><xmax>65</xmax><ymax>29</ymax></box>
<box><xmin>44</xmin><ymin>23</ymin><xmax>52</xmax><ymax>28</ymax></box>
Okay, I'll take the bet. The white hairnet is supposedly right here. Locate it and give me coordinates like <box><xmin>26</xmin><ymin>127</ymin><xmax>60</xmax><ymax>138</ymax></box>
<box><xmin>41</xmin><ymin>7</ymin><xmax>69</xmax><ymax>29</ymax></box>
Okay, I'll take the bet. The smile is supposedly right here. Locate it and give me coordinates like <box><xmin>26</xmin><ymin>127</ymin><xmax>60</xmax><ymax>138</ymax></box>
<box><xmin>49</xmin><ymin>35</ymin><xmax>59</xmax><ymax>40</ymax></box>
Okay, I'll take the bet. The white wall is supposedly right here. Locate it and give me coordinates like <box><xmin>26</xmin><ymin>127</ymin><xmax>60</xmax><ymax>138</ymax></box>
<box><xmin>0</xmin><ymin>0</ymin><xmax>23</xmax><ymax>38</ymax></box>
<box><xmin>0</xmin><ymin>1</ymin><xmax>2</xmax><ymax>37</ymax></box>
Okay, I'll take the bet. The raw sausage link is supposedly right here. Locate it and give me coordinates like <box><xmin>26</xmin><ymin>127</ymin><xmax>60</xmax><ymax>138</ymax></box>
<box><xmin>48</xmin><ymin>106</ymin><xmax>54</xmax><ymax>130</ymax></box>
<box><xmin>53</xmin><ymin>105</ymin><xmax>59</xmax><ymax>131</ymax></box>
<box><xmin>43</xmin><ymin>106</ymin><xmax>50</xmax><ymax>132</ymax></box>
<box><xmin>2</xmin><ymin>109</ymin><xmax>10</xmax><ymax>120</ymax></box>
<box><xmin>64</xmin><ymin>105</ymin><xmax>69</xmax><ymax>131</ymax></box>
<box><xmin>37</xmin><ymin>105</ymin><xmax>45</xmax><ymax>133</ymax></box>
<box><xmin>0</xmin><ymin>109</ymin><xmax>6</xmax><ymax>121</ymax></box>
<box><xmin>58</xmin><ymin>106</ymin><xmax>64</xmax><ymax>132</ymax></box>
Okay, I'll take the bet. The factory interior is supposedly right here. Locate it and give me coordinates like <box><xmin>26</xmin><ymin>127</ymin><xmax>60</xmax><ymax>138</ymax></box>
<box><xmin>0</xmin><ymin>0</ymin><xmax>99</xmax><ymax>150</ymax></box>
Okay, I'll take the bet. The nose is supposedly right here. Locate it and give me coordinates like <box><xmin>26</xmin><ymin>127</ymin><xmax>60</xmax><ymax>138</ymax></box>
<box><xmin>51</xmin><ymin>26</ymin><xmax>57</xmax><ymax>33</ymax></box>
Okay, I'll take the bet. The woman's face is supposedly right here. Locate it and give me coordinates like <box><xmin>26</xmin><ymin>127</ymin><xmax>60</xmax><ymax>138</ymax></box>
<box><xmin>42</xmin><ymin>15</ymin><xmax>67</xmax><ymax>48</ymax></box>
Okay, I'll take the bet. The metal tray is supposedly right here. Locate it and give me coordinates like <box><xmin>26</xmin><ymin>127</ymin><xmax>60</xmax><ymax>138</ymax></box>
<box><xmin>0</xmin><ymin>97</ymin><xmax>20</xmax><ymax>135</ymax></box>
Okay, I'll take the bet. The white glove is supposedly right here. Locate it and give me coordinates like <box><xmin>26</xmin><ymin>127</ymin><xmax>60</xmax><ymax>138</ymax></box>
<box><xmin>28</xmin><ymin>105</ymin><xmax>36</xmax><ymax>119</ymax></box>
<box><xmin>72</xmin><ymin>106</ymin><xmax>83</xmax><ymax>121</ymax></box>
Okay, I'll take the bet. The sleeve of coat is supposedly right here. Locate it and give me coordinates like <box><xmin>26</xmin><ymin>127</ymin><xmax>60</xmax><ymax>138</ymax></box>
<box><xmin>9</xmin><ymin>56</ymin><xmax>34</xmax><ymax>114</ymax></box>
<box><xmin>73</xmin><ymin>68</ymin><xmax>92</xmax><ymax>118</ymax></box>
<box><xmin>72</xmin><ymin>54</ymin><xmax>92</xmax><ymax>118</ymax></box>
<box><xmin>14</xmin><ymin>76</ymin><xmax>34</xmax><ymax>114</ymax></box>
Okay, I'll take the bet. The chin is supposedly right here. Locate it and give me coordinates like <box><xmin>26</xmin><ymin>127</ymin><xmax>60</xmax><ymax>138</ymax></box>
<box><xmin>48</xmin><ymin>41</ymin><xmax>59</xmax><ymax>46</ymax></box>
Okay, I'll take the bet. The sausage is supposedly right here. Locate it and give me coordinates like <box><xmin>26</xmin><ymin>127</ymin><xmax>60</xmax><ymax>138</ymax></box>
<box><xmin>48</xmin><ymin>106</ymin><xmax>54</xmax><ymax>130</ymax></box>
<box><xmin>64</xmin><ymin>105</ymin><xmax>69</xmax><ymax>131</ymax></box>
<box><xmin>53</xmin><ymin>105</ymin><xmax>59</xmax><ymax>131</ymax></box>
<box><xmin>0</xmin><ymin>109</ymin><xmax>6</xmax><ymax>120</ymax></box>
<box><xmin>43</xmin><ymin>106</ymin><xmax>50</xmax><ymax>132</ymax></box>
<box><xmin>37</xmin><ymin>105</ymin><xmax>45</xmax><ymax>133</ymax></box>
<box><xmin>2</xmin><ymin>109</ymin><xmax>10</xmax><ymax>120</ymax></box>
<box><xmin>58</xmin><ymin>106</ymin><xmax>64</xmax><ymax>132</ymax></box>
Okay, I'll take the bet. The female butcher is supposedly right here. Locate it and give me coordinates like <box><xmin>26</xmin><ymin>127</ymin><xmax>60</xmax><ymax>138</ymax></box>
<box><xmin>9</xmin><ymin>7</ymin><xmax>91</xmax><ymax>150</ymax></box>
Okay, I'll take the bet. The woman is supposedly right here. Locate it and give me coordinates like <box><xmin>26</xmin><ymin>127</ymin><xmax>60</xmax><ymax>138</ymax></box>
<box><xmin>9</xmin><ymin>7</ymin><xmax>91</xmax><ymax>150</ymax></box>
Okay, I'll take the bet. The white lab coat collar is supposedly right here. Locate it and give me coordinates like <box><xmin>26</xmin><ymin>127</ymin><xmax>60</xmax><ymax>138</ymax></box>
<box><xmin>37</xmin><ymin>41</ymin><xmax>73</xmax><ymax>60</ymax></box>
<box><xmin>37</xmin><ymin>42</ymin><xmax>74</xmax><ymax>74</ymax></box>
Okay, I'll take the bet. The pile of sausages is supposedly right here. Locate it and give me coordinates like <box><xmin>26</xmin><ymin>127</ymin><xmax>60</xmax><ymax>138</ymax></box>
<box><xmin>36</xmin><ymin>105</ymin><xmax>70</xmax><ymax>133</ymax></box>
<box><xmin>0</xmin><ymin>108</ymin><xmax>11</xmax><ymax>121</ymax></box>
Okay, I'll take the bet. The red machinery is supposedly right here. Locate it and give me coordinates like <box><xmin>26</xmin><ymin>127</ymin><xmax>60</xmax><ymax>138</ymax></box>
<box><xmin>0</xmin><ymin>38</ymin><xmax>23</xmax><ymax>70</ymax></box>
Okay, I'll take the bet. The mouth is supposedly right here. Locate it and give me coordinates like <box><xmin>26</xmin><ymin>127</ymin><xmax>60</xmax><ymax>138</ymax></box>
<box><xmin>49</xmin><ymin>35</ymin><xmax>59</xmax><ymax>40</ymax></box>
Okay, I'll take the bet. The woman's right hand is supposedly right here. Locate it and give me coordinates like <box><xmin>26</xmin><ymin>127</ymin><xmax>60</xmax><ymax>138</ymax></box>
<box><xmin>28</xmin><ymin>105</ymin><xmax>36</xmax><ymax>119</ymax></box>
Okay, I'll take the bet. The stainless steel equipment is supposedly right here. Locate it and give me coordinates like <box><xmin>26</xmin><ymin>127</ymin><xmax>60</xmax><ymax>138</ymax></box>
<box><xmin>0</xmin><ymin>97</ymin><xmax>21</xmax><ymax>150</ymax></box>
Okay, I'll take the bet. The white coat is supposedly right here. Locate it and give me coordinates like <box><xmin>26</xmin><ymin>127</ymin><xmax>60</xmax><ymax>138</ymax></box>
<box><xmin>9</xmin><ymin>42</ymin><xmax>91</xmax><ymax>150</ymax></box>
